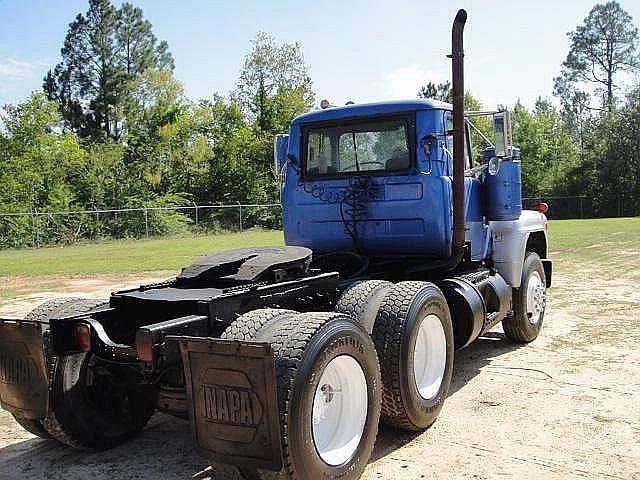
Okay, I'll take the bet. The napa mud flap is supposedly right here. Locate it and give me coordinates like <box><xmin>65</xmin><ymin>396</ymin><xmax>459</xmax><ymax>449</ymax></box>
<box><xmin>0</xmin><ymin>319</ymin><xmax>49</xmax><ymax>419</ymax></box>
<box><xmin>174</xmin><ymin>337</ymin><xmax>282</xmax><ymax>471</ymax></box>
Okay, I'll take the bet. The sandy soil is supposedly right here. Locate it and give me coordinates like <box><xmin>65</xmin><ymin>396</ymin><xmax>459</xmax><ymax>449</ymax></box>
<box><xmin>0</xmin><ymin>265</ymin><xmax>638</xmax><ymax>480</ymax></box>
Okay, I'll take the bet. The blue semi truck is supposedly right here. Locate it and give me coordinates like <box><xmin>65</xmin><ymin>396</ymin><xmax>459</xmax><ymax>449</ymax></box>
<box><xmin>0</xmin><ymin>10</ymin><xmax>550</xmax><ymax>480</ymax></box>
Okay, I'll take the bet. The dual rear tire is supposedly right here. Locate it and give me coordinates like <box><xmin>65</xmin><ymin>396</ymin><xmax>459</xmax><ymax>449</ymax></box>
<box><xmin>225</xmin><ymin>281</ymin><xmax>454</xmax><ymax>480</ymax></box>
<box><xmin>370</xmin><ymin>282</ymin><xmax>454</xmax><ymax>430</ymax></box>
<box><xmin>223</xmin><ymin>309</ymin><xmax>381</xmax><ymax>480</ymax></box>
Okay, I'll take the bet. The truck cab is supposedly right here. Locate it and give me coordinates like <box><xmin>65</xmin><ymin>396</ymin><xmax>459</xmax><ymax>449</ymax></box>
<box><xmin>282</xmin><ymin>99</ymin><xmax>454</xmax><ymax>258</ymax></box>
<box><xmin>277</xmin><ymin>99</ymin><xmax>546</xmax><ymax>288</ymax></box>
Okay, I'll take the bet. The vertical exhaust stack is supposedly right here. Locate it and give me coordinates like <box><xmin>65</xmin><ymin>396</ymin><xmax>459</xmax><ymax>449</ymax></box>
<box><xmin>451</xmin><ymin>9</ymin><xmax>467</xmax><ymax>254</ymax></box>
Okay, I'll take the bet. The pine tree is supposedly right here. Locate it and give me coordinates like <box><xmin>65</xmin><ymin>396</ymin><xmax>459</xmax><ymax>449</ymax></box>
<box><xmin>43</xmin><ymin>0</ymin><xmax>174</xmax><ymax>140</ymax></box>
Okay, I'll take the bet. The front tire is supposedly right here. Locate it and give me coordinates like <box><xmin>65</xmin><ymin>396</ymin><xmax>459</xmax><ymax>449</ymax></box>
<box><xmin>371</xmin><ymin>281</ymin><xmax>454</xmax><ymax>431</ymax></box>
<box><xmin>503</xmin><ymin>252</ymin><xmax>547</xmax><ymax>343</ymax></box>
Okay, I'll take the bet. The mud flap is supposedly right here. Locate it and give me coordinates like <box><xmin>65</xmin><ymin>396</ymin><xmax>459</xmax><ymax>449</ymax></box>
<box><xmin>0</xmin><ymin>319</ymin><xmax>49</xmax><ymax>419</ymax></box>
<box><xmin>173</xmin><ymin>337</ymin><xmax>283</xmax><ymax>471</ymax></box>
<box><xmin>542</xmin><ymin>259</ymin><xmax>552</xmax><ymax>287</ymax></box>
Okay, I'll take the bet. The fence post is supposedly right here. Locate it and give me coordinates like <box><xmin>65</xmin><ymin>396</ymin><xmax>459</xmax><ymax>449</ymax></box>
<box><xmin>143</xmin><ymin>207</ymin><xmax>149</xmax><ymax>237</ymax></box>
<box><xmin>238</xmin><ymin>202</ymin><xmax>243</xmax><ymax>232</ymax></box>
<box><xmin>35</xmin><ymin>209</ymin><xmax>40</xmax><ymax>247</ymax></box>
<box><xmin>32</xmin><ymin>209</ymin><xmax>39</xmax><ymax>247</ymax></box>
<box><xmin>617</xmin><ymin>194</ymin><xmax>622</xmax><ymax>217</ymax></box>
<box><xmin>193</xmin><ymin>202</ymin><xmax>199</xmax><ymax>228</ymax></box>
<box><xmin>579</xmin><ymin>197</ymin><xmax>584</xmax><ymax>219</ymax></box>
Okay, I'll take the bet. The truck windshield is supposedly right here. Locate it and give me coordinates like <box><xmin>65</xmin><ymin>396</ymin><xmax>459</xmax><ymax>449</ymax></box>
<box><xmin>304</xmin><ymin>118</ymin><xmax>411</xmax><ymax>177</ymax></box>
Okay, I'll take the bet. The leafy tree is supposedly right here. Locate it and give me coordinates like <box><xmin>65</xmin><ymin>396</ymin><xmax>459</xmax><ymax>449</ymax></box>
<box><xmin>74</xmin><ymin>141</ymin><xmax>128</xmax><ymax>209</ymax></box>
<box><xmin>553</xmin><ymin>1</ymin><xmax>639</xmax><ymax>113</ymax></box>
<box><xmin>512</xmin><ymin>99</ymin><xmax>580</xmax><ymax>196</ymax></box>
<box><xmin>116</xmin><ymin>3</ymin><xmax>173</xmax><ymax>77</ymax></box>
<box><xmin>200</xmin><ymin>95</ymin><xmax>275</xmax><ymax>204</ymax></box>
<box><xmin>0</xmin><ymin>93</ymin><xmax>84</xmax><ymax>212</ymax></box>
<box><xmin>44</xmin><ymin>0</ymin><xmax>174</xmax><ymax>139</ymax></box>
<box><xmin>235</xmin><ymin>32</ymin><xmax>314</xmax><ymax>135</ymax></box>
<box><xmin>124</xmin><ymin>68</ymin><xmax>187</xmax><ymax>194</ymax></box>
<box><xmin>417</xmin><ymin>81</ymin><xmax>480</xmax><ymax>110</ymax></box>
<box><xmin>558</xmin><ymin>89</ymin><xmax>591</xmax><ymax>162</ymax></box>
<box><xmin>418</xmin><ymin>81</ymin><xmax>452</xmax><ymax>102</ymax></box>
<box><xmin>600</xmin><ymin>85</ymin><xmax>640</xmax><ymax>200</ymax></box>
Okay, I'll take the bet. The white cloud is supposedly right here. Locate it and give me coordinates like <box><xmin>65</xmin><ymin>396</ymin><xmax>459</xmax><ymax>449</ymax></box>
<box><xmin>0</xmin><ymin>58</ymin><xmax>47</xmax><ymax>80</ymax></box>
<box><xmin>379</xmin><ymin>64</ymin><xmax>448</xmax><ymax>100</ymax></box>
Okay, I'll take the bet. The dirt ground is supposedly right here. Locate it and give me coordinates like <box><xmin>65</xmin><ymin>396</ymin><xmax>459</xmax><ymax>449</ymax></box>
<box><xmin>0</xmin><ymin>263</ymin><xmax>639</xmax><ymax>480</ymax></box>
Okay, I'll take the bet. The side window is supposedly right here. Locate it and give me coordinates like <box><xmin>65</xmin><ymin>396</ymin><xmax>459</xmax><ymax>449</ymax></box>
<box><xmin>307</xmin><ymin>131</ymin><xmax>333</xmax><ymax>175</ymax></box>
<box><xmin>445</xmin><ymin>113</ymin><xmax>472</xmax><ymax>172</ymax></box>
<box><xmin>445</xmin><ymin>113</ymin><xmax>454</xmax><ymax>159</ymax></box>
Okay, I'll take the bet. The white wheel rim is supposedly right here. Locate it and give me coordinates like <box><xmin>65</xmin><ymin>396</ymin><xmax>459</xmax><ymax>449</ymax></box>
<box><xmin>526</xmin><ymin>271</ymin><xmax>546</xmax><ymax>324</ymax></box>
<box><xmin>312</xmin><ymin>355</ymin><xmax>368</xmax><ymax>466</ymax></box>
<box><xmin>413</xmin><ymin>314</ymin><xmax>447</xmax><ymax>400</ymax></box>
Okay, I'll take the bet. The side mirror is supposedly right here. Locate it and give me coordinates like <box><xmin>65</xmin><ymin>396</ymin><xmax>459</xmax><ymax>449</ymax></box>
<box><xmin>420</xmin><ymin>134</ymin><xmax>436</xmax><ymax>155</ymax></box>
<box><xmin>492</xmin><ymin>111</ymin><xmax>512</xmax><ymax>158</ymax></box>
<box><xmin>487</xmin><ymin>156</ymin><xmax>501</xmax><ymax>175</ymax></box>
<box><xmin>273</xmin><ymin>134</ymin><xmax>289</xmax><ymax>175</ymax></box>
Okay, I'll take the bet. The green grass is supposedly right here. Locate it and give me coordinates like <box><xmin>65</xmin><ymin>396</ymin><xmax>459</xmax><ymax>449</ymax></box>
<box><xmin>0</xmin><ymin>230</ymin><xmax>284</xmax><ymax>276</ymax></box>
<box><xmin>548</xmin><ymin>217</ymin><xmax>639</xmax><ymax>251</ymax></box>
<box><xmin>547</xmin><ymin>217</ymin><xmax>640</xmax><ymax>268</ymax></box>
<box><xmin>0</xmin><ymin>217</ymin><xmax>638</xmax><ymax>277</ymax></box>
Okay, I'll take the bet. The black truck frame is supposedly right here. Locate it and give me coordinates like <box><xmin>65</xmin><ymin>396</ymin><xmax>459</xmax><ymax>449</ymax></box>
<box><xmin>0</xmin><ymin>244</ymin><xmax>521</xmax><ymax>467</ymax></box>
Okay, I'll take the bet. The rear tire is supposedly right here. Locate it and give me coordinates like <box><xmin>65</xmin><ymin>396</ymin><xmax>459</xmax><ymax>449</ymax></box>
<box><xmin>371</xmin><ymin>281</ymin><xmax>454</xmax><ymax>431</ymax></box>
<box><xmin>42</xmin><ymin>352</ymin><xmax>154</xmax><ymax>449</ymax></box>
<box><xmin>220</xmin><ymin>308</ymin><xmax>297</xmax><ymax>341</ymax></box>
<box><xmin>11</xmin><ymin>417</ymin><xmax>51</xmax><ymax>439</ymax></box>
<box><xmin>21</xmin><ymin>298</ymin><xmax>154</xmax><ymax>449</ymax></box>
<box><xmin>334</xmin><ymin>280</ymin><xmax>393</xmax><ymax>333</ymax></box>
<box><xmin>503</xmin><ymin>252</ymin><xmax>547</xmax><ymax>343</ymax></box>
<box><xmin>11</xmin><ymin>298</ymin><xmax>103</xmax><ymax>440</ymax></box>
<box><xmin>251</xmin><ymin>312</ymin><xmax>381</xmax><ymax>480</ymax></box>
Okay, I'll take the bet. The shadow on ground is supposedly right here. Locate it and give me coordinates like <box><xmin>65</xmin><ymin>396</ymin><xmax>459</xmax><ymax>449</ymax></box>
<box><xmin>0</xmin><ymin>332</ymin><xmax>521</xmax><ymax>480</ymax></box>
<box><xmin>369</xmin><ymin>331</ymin><xmax>522</xmax><ymax>462</ymax></box>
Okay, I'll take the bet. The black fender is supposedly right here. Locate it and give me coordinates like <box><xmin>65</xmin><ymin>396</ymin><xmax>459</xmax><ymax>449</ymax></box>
<box><xmin>439</xmin><ymin>278</ymin><xmax>485</xmax><ymax>350</ymax></box>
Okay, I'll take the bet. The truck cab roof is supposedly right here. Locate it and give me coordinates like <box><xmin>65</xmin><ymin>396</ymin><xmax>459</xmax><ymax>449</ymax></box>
<box><xmin>291</xmin><ymin>98</ymin><xmax>452</xmax><ymax>125</ymax></box>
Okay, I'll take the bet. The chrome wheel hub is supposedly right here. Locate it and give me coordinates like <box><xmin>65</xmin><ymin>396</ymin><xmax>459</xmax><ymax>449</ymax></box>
<box><xmin>526</xmin><ymin>271</ymin><xmax>546</xmax><ymax>324</ymax></box>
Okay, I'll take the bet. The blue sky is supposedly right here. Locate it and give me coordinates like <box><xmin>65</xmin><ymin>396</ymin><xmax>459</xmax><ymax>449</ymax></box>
<box><xmin>1</xmin><ymin>0</ymin><xmax>639</xmax><ymax>110</ymax></box>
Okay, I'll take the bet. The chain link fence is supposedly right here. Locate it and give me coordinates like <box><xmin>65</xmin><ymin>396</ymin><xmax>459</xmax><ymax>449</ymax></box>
<box><xmin>0</xmin><ymin>203</ymin><xmax>282</xmax><ymax>248</ymax></box>
<box><xmin>522</xmin><ymin>194</ymin><xmax>640</xmax><ymax>220</ymax></box>
<box><xmin>1</xmin><ymin>194</ymin><xmax>637</xmax><ymax>248</ymax></box>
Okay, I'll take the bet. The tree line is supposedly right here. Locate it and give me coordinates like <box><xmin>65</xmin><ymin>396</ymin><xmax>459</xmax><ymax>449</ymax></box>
<box><xmin>419</xmin><ymin>3</ymin><xmax>639</xmax><ymax>205</ymax></box>
<box><xmin>0</xmin><ymin>0</ymin><xmax>638</xmax><ymax>247</ymax></box>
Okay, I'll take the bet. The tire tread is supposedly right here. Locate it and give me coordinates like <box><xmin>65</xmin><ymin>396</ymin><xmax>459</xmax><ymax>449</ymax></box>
<box><xmin>220</xmin><ymin>308</ymin><xmax>297</xmax><ymax>341</ymax></box>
